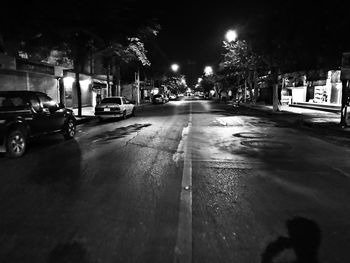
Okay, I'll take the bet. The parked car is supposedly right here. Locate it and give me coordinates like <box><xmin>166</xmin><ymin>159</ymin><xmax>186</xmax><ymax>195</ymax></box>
<box><xmin>0</xmin><ymin>91</ymin><xmax>76</xmax><ymax>158</ymax></box>
<box><xmin>95</xmin><ymin>96</ymin><xmax>135</xmax><ymax>121</ymax></box>
<box><xmin>169</xmin><ymin>94</ymin><xmax>178</xmax><ymax>100</ymax></box>
<box><xmin>163</xmin><ymin>95</ymin><xmax>169</xmax><ymax>103</ymax></box>
<box><xmin>152</xmin><ymin>94</ymin><xmax>167</xmax><ymax>104</ymax></box>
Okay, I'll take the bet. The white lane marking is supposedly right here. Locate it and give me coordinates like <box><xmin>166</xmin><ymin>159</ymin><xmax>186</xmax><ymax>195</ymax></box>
<box><xmin>173</xmin><ymin>127</ymin><xmax>188</xmax><ymax>164</ymax></box>
<box><xmin>174</xmin><ymin>102</ymin><xmax>192</xmax><ymax>263</ymax></box>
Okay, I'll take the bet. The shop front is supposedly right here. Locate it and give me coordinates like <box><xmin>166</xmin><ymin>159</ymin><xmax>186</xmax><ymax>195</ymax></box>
<box><xmin>289</xmin><ymin>70</ymin><xmax>342</xmax><ymax>110</ymax></box>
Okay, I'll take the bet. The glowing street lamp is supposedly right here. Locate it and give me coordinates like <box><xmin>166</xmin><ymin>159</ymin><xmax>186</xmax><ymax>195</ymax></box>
<box><xmin>225</xmin><ymin>29</ymin><xmax>237</xmax><ymax>42</ymax></box>
<box><xmin>204</xmin><ymin>66</ymin><xmax>213</xmax><ymax>76</ymax></box>
<box><xmin>171</xmin><ymin>63</ymin><xmax>179</xmax><ymax>73</ymax></box>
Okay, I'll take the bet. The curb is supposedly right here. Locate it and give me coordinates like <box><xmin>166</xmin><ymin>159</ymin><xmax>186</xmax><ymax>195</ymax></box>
<box><xmin>76</xmin><ymin>116</ymin><xmax>96</xmax><ymax>125</ymax></box>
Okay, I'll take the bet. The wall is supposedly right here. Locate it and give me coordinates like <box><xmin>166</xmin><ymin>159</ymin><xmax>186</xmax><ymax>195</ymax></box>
<box><xmin>0</xmin><ymin>68</ymin><xmax>58</xmax><ymax>101</ymax></box>
<box><xmin>0</xmin><ymin>55</ymin><xmax>112</xmax><ymax>108</ymax></box>
<box><xmin>121</xmin><ymin>83</ymin><xmax>138</xmax><ymax>103</ymax></box>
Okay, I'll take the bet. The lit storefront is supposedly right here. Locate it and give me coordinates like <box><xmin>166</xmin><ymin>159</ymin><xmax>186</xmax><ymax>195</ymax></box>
<box><xmin>286</xmin><ymin>70</ymin><xmax>342</xmax><ymax>108</ymax></box>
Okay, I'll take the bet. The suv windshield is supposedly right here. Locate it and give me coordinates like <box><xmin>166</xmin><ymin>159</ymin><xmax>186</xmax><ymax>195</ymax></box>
<box><xmin>101</xmin><ymin>98</ymin><xmax>121</xmax><ymax>104</ymax></box>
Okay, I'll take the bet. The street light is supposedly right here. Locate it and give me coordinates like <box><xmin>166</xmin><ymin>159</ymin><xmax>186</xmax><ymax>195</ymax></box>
<box><xmin>171</xmin><ymin>63</ymin><xmax>179</xmax><ymax>73</ymax></box>
<box><xmin>225</xmin><ymin>29</ymin><xmax>237</xmax><ymax>42</ymax></box>
<box><xmin>204</xmin><ymin>66</ymin><xmax>213</xmax><ymax>76</ymax></box>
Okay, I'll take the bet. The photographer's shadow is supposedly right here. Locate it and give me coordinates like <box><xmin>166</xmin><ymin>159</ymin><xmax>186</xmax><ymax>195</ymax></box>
<box><xmin>261</xmin><ymin>217</ymin><xmax>321</xmax><ymax>263</ymax></box>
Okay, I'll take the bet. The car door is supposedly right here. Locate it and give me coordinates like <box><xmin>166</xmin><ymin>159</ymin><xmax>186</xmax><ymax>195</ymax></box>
<box><xmin>124</xmin><ymin>99</ymin><xmax>132</xmax><ymax>115</ymax></box>
<box><xmin>27</xmin><ymin>93</ymin><xmax>48</xmax><ymax>135</ymax></box>
<box><xmin>35</xmin><ymin>92</ymin><xmax>65</xmax><ymax>132</ymax></box>
<box><xmin>121</xmin><ymin>98</ymin><xmax>130</xmax><ymax>115</ymax></box>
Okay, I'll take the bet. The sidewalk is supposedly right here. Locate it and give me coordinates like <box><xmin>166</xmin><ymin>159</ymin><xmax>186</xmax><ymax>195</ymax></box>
<box><xmin>72</xmin><ymin>107</ymin><xmax>95</xmax><ymax>125</ymax></box>
<box><xmin>237</xmin><ymin>102</ymin><xmax>350</xmax><ymax>133</ymax></box>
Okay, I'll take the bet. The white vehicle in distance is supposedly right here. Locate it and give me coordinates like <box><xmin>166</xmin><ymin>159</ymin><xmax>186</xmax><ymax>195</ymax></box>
<box><xmin>95</xmin><ymin>96</ymin><xmax>135</xmax><ymax>122</ymax></box>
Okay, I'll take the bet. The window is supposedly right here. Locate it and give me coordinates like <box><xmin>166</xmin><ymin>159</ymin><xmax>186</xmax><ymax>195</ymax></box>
<box><xmin>28</xmin><ymin>94</ymin><xmax>41</xmax><ymax>112</ymax></box>
<box><xmin>101</xmin><ymin>98</ymin><xmax>122</xmax><ymax>104</ymax></box>
<box><xmin>36</xmin><ymin>93</ymin><xmax>56</xmax><ymax>109</ymax></box>
<box><xmin>0</xmin><ymin>96</ymin><xmax>25</xmax><ymax>108</ymax></box>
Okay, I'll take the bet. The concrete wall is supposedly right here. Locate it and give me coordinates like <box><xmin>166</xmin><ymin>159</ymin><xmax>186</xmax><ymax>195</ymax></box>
<box><xmin>0</xmin><ymin>68</ymin><xmax>58</xmax><ymax>101</ymax></box>
<box><xmin>121</xmin><ymin>83</ymin><xmax>138</xmax><ymax>103</ymax></box>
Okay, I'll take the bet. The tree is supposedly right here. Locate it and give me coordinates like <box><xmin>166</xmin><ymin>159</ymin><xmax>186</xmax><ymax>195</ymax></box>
<box><xmin>98</xmin><ymin>35</ymin><xmax>153</xmax><ymax>97</ymax></box>
<box><xmin>163</xmin><ymin>74</ymin><xmax>187</xmax><ymax>95</ymax></box>
<box><xmin>200</xmin><ymin>73</ymin><xmax>217</xmax><ymax>96</ymax></box>
<box><xmin>220</xmin><ymin>39</ymin><xmax>260</xmax><ymax>102</ymax></box>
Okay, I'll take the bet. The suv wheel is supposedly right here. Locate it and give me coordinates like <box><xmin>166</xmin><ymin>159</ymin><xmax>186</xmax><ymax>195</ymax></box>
<box><xmin>63</xmin><ymin>119</ymin><xmax>76</xmax><ymax>140</ymax></box>
<box><xmin>6</xmin><ymin>129</ymin><xmax>27</xmax><ymax>158</ymax></box>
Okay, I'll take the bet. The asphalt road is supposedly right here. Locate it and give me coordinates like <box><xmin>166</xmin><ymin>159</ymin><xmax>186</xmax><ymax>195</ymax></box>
<box><xmin>0</xmin><ymin>98</ymin><xmax>350</xmax><ymax>263</ymax></box>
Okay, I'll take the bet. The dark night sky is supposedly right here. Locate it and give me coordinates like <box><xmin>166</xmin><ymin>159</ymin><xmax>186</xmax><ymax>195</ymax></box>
<box><xmin>135</xmin><ymin>0</ymin><xmax>268</xmax><ymax>83</ymax></box>
<box><xmin>145</xmin><ymin>0</ymin><xmax>349</xmax><ymax>83</ymax></box>
<box><xmin>2</xmin><ymin>0</ymin><xmax>348</xmax><ymax>84</ymax></box>
<box><xmin>147</xmin><ymin>1</ymin><xmax>261</xmax><ymax>76</ymax></box>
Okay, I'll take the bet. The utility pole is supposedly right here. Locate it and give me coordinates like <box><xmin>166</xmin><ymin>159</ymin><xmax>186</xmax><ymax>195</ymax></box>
<box><xmin>244</xmin><ymin>79</ymin><xmax>247</xmax><ymax>102</ymax></box>
<box><xmin>135</xmin><ymin>70</ymin><xmax>140</xmax><ymax>105</ymax></box>
<box><xmin>106</xmin><ymin>65</ymin><xmax>111</xmax><ymax>96</ymax></box>
<box><xmin>340</xmin><ymin>52</ymin><xmax>350</xmax><ymax>127</ymax></box>
<box><xmin>340</xmin><ymin>80</ymin><xmax>348</xmax><ymax>127</ymax></box>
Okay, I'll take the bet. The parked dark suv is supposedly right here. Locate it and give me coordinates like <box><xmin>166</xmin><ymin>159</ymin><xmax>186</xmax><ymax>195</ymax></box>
<box><xmin>0</xmin><ymin>91</ymin><xmax>76</xmax><ymax>158</ymax></box>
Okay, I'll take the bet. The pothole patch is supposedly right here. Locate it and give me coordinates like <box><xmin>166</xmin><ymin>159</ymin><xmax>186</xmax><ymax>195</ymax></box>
<box><xmin>233</xmin><ymin>132</ymin><xmax>271</xmax><ymax>139</ymax></box>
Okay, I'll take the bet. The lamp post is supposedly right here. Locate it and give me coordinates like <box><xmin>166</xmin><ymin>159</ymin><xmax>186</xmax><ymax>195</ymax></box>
<box><xmin>204</xmin><ymin>66</ymin><xmax>213</xmax><ymax>76</ymax></box>
<box><xmin>225</xmin><ymin>29</ymin><xmax>237</xmax><ymax>43</ymax></box>
<box><xmin>171</xmin><ymin>63</ymin><xmax>179</xmax><ymax>73</ymax></box>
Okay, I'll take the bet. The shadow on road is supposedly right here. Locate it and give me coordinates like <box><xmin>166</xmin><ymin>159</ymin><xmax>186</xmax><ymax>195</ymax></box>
<box><xmin>89</xmin><ymin>123</ymin><xmax>152</xmax><ymax>143</ymax></box>
<box><xmin>48</xmin><ymin>241</ymin><xmax>91</xmax><ymax>263</ymax></box>
<box><xmin>261</xmin><ymin>216</ymin><xmax>321</xmax><ymax>263</ymax></box>
<box><xmin>29</xmin><ymin>139</ymin><xmax>82</xmax><ymax>195</ymax></box>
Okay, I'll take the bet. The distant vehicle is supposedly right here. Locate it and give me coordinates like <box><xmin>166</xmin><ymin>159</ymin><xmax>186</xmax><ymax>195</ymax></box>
<box><xmin>178</xmin><ymin>93</ymin><xmax>184</xmax><ymax>97</ymax></box>
<box><xmin>95</xmin><ymin>96</ymin><xmax>135</xmax><ymax>121</ymax></box>
<box><xmin>194</xmin><ymin>91</ymin><xmax>204</xmax><ymax>97</ymax></box>
<box><xmin>204</xmin><ymin>92</ymin><xmax>211</xmax><ymax>99</ymax></box>
<box><xmin>169</xmin><ymin>94</ymin><xmax>178</xmax><ymax>100</ymax></box>
<box><xmin>0</xmin><ymin>91</ymin><xmax>76</xmax><ymax>158</ymax></box>
<box><xmin>152</xmin><ymin>94</ymin><xmax>167</xmax><ymax>104</ymax></box>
